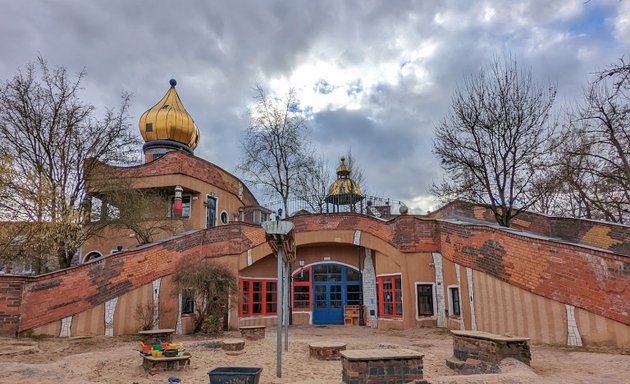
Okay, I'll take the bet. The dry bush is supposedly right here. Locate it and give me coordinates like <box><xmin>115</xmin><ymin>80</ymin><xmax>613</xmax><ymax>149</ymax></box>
<box><xmin>172</xmin><ymin>258</ymin><xmax>238</xmax><ymax>335</ymax></box>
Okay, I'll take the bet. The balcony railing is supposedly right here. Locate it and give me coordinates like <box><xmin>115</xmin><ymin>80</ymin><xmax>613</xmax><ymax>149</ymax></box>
<box><xmin>263</xmin><ymin>194</ymin><xmax>408</xmax><ymax>219</ymax></box>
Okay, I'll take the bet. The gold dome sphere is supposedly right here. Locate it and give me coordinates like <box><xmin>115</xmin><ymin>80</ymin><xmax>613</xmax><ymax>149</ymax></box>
<box><xmin>139</xmin><ymin>79</ymin><xmax>199</xmax><ymax>151</ymax></box>
<box><xmin>325</xmin><ymin>156</ymin><xmax>364</xmax><ymax>205</ymax></box>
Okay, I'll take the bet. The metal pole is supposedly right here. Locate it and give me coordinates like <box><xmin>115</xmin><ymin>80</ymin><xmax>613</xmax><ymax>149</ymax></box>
<box><xmin>284</xmin><ymin>259</ymin><xmax>289</xmax><ymax>351</ymax></box>
<box><xmin>276</xmin><ymin>248</ymin><xmax>284</xmax><ymax>378</ymax></box>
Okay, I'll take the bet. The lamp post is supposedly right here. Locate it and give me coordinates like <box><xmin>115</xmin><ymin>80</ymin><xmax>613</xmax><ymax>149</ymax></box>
<box><xmin>262</xmin><ymin>219</ymin><xmax>295</xmax><ymax>379</ymax></box>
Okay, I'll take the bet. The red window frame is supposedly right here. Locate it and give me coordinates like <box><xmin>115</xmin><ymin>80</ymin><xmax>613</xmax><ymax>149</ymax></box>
<box><xmin>377</xmin><ymin>275</ymin><xmax>402</xmax><ymax>319</ymax></box>
<box><xmin>292</xmin><ymin>266</ymin><xmax>311</xmax><ymax>311</ymax></box>
<box><xmin>239</xmin><ymin>279</ymin><xmax>277</xmax><ymax>317</ymax></box>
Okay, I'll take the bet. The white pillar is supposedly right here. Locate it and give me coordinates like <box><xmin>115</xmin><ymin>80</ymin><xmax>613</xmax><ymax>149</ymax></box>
<box><xmin>432</xmin><ymin>252</ymin><xmax>446</xmax><ymax>328</ymax></box>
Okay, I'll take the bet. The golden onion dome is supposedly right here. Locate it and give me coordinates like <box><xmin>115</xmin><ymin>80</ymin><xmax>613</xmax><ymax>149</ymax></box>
<box><xmin>139</xmin><ymin>79</ymin><xmax>199</xmax><ymax>151</ymax></box>
<box><xmin>325</xmin><ymin>156</ymin><xmax>364</xmax><ymax>205</ymax></box>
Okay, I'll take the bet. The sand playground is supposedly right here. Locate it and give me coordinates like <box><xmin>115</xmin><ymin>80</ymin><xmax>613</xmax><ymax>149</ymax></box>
<box><xmin>0</xmin><ymin>325</ymin><xmax>628</xmax><ymax>384</ymax></box>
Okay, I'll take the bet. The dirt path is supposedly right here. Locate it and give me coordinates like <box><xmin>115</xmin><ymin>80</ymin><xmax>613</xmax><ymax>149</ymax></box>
<box><xmin>0</xmin><ymin>326</ymin><xmax>627</xmax><ymax>383</ymax></box>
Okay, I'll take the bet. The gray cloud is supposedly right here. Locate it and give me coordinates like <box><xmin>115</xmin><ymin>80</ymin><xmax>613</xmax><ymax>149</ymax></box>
<box><xmin>0</xmin><ymin>0</ymin><xmax>626</xmax><ymax>211</ymax></box>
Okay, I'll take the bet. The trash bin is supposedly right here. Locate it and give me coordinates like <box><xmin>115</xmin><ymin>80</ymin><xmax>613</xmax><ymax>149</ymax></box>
<box><xmin>208</xmin><ymin>367</ymin><xmax>263</xmax><ymax>384</ymax></box>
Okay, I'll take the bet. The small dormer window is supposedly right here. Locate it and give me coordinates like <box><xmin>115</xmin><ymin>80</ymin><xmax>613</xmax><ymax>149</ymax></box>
<box><xmin>146</xmin><ymin>123</ymin><xmax>153</xmax><ymax>132</ymax></box>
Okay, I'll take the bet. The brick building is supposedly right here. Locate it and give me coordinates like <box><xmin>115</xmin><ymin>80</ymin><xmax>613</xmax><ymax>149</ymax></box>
<box><xmin>0</xmin><ymin>81</ymin><xmax>628</xmax><ymax>348</ymax></box>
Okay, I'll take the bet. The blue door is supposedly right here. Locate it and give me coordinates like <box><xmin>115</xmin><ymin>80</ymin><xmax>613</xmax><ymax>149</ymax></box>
<box><xmin>312</xmin><ymin>264</ymin><xmax>361</xmax><ymax>325</ymax></box>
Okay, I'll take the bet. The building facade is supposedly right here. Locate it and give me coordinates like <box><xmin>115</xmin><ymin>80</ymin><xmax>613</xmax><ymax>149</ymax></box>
<box><xmin>0</xmin><ymin>81</ymin><xmax>628</xmax><ymax>348</ymax></box>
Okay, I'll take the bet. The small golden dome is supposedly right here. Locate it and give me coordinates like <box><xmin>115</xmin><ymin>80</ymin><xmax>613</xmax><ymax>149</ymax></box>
<box><xmin>325</xmin><ymin>156</ymin><xmax>364</xmax><ymax>205</ymax></box>
<box><xmin>139</xmin><ymin>79</ymin><xmax>199</xmax><ymax>151</ymax></box>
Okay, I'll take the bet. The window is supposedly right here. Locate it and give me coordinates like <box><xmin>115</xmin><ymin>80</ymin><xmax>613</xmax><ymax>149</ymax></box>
<box><xmin>206</xmin><ymin>196</ymin><xmax>217</xmax><ymax>227</ymax></box>
<box><xmin>220</xmin><ymin>210</ymin><xmax>229</xmax><ymax>225</ymax></box>
<box><xmin>169</xmin><ymin>195</ymin><xmax>191</xmax><ymax>218</ymax></box>
<box><xmin>90</xmin><ymin>196</ymin><xmax>103</xmax><ymax>222</ymax></box>
<box><xmin>449</xmin><ymin>286</ymin><xmax>461</xmax><ymax>317</ymax></box>
<box><xmin>416</xmin><ymin>284</ymin><xmax>434</xmax><ymax>316</ymax></box>
<box><xmin>378</xmin><ymin>275</ymin><xmax>402</xmax><ymax>319</ymax></box>
<box><xmin>314</xmin><ymin>264</ymin><xmax>342</xmax><ymax>282</ymax></box>
<box><xmin>151</xmin><ymin>150</ymin><xmax>167</xmax><ymax>160</ymax></box>
<box><xmin>261</xmin><ymin>212</ymin><xmax>268</xmax><ymax>222</ymax></box>
<box><xmin>182</xmin><ymin>289</ymin><xmax>195</xmax><ymax>314</ymax></box>
<box><xmin>21</xmin><ymin>263</ymin><xmax>33</xmax><ymax>275</ymax></box>
<box><xmin>108</xmin><ymin>204</ymin><xmax>120</xmax><ymax>220</ymax></box>
<box><xmin>84</xmin><ymin>251</ymin><xmax>102</xmax><ymax>263</ymax></box>
<box><xmin>240</xmin><ymin>279</ymin><xmax>277</xmax><ymax>317</ymax></box>
<box><xmin>292</xmin><ymin>267</ymin><xmax>311</xmax><ymax>310</ymax></box>
<box><xmin>146</xmin><ymin>123</ymin><xmax>153</xmax><ymax>132</ymax></box>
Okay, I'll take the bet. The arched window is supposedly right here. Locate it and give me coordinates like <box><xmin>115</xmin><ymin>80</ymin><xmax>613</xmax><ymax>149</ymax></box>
<box><xmin>84</xmin><ymin>251</ymin><xmax>103</xmax><ymax>263</ymax></box>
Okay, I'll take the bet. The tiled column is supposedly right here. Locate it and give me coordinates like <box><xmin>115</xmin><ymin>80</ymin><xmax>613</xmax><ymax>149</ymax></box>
<box><xmin>466</xmin><ymin>267</ymin><xmax>477</xmax><ymax>330</ymax></box>
<box><xmin>173</xmin><ymin>186</ymin><xmax>183</xmax><ymax>217</ymax></box>
<box><xmin>362</xmin><ymin>248</ymin><xmax>377</xmax><ymax>328</ymax></box>
<box><xmin>152</xmin><ymin>278</ymin><xmax>161</xmax><ymax>329</ymax></box>
<box><xmin>432</xmin><ymin>252</ymin><xmax>446</xmax><ymax>327</ymax></box>
<box><xmin>455</xmin><ymin>264</ymin><xmax>465</xmax><ymax>330</ymax></box>
<box><xmin>566</xmin><ymin>304</ymin><xmax>583</xmax><ymax>346</ymax></box>
<box><xmin>104</xmin><ymin>298</ymin><xmax>118</xmax><ymax>336</ymax></box>
<box><xmin>176</xmin><ymin>291</ymin><xmax>183</xmax><ymax>335</ymax></box>
<box><xmin>59</xmin><ymin>316</ymin><xmax>72</xmax><ymax>337</ymax></box>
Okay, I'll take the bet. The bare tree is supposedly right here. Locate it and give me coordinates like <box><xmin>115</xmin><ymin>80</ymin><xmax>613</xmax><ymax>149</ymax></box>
<box><xmin>94</xmin><ymin>186</ymin><xmax>181</xmax><ymax>245</ymax></box>
<box><xmin>432</xmin><ymin>56</ymin><xmax>558</xmax><ymax>227</ymax></box>
<box><xmin>294</xmin><ymin>154</ymin><xmax>331</xmax><ymax>213</ymax></box>
<box><xmin>0</xmin><ymin>222</ymin><xmax>53</xmax><ymax>274</ymax></box>
<box><xmin>237</xmin><ymin>84</ymin><xmax>315</xmax><ymax>216</ymax></box>
<box><xmin>0</xmin><ymin>57</ymin><xmax>139</xmax><ymax>269</ymax></box>
<box><xmin>345</xmin><ymin>147</ymin><xmax>367</xmax><ymax>194</ymax></box>
<box><xmin>559</xmin><ymin>59</ymin><xmax>630</xmax><ymax>223</ymax></box>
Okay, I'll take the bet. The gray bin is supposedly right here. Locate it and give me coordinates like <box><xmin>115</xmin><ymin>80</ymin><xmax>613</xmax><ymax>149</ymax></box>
<box><xmin>208</xmin><ymin>367</ymin><xmax>263</xmax><ymax>384</ymax></box>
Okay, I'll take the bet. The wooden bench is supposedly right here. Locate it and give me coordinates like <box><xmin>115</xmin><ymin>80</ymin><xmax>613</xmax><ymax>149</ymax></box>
<box><xmin>309</xmin><ymin>341</ymin><xmax>346</xmax><ymax>360</ymax></box>
<box><xmin>141</xmin><ymin>352</ymin><xmax>191</xmax><ymax>374</ymax></box>
<box><xmin>341</xmin><ymin>349</ymin><xmax>424</xmax><ymax>384</ymax></box>
<box><xmin>239</xmin><ymin>325</ymin><xmax>265</xmax><ymax>341</ymax></box>
<box><xmin>138</xmin><ymin>328</ymin><xmax>175</xmax><ymax>345</ymax></box>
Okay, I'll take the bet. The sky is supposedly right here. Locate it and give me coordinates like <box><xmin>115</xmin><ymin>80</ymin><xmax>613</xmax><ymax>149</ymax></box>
<box><xmin>0</xmin><ymin>0</ymin><xmax>628</xmax><ymax>213</ymax></box>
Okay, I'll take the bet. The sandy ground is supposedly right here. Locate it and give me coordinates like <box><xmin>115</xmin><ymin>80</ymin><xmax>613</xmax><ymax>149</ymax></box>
<box><xmin>0</xmin><ymin>326</ymin><xmax>628</xmax><ymax>384</ymax></box>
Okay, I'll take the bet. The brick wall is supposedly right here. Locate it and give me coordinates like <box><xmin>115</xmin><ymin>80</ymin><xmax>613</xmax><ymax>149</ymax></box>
<box><xmin>290</xmin><ymin>214</ymin><xmax>628</xmax><ymax>326</ymax></box>
<box><xmin>16</xmin><ymin>224</ymin><xmax>263</xmax><ymax>332</ymax></box>
<box><xmin>0</xmin><ymin>276</ymin><xmax>28</xmax><ymax>335</ymax></box>
<box><xmin>432</xmin><ymin>200</ymin><xmax>630</xmax><ymax>256</ymax></box>
<box><xmin>435</xmin><ymin>220</ymin><xmax>629</xmax><ymax>325</ymax></box>
<box><xmin>94</xmin><ymin>151</ymin><xmax>259</xmax><ymax>206</ymax></box>
<box><xmin>3</xmin><ymin>212</ymin><xmax>628</xmax><ymax>336</ymax></box>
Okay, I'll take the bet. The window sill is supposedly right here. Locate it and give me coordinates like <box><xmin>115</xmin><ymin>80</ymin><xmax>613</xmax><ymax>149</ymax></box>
<box><xmin>239</xmin><ymin>314</ymin><xmax>278</xmax><ymax>321</ymax></box>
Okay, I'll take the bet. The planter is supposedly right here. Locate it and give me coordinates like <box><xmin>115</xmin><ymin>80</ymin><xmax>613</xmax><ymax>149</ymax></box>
<box><xmin>208</xmin><ymin>367</ymin><xmax>262</xmax><ymax>384</ymax></box>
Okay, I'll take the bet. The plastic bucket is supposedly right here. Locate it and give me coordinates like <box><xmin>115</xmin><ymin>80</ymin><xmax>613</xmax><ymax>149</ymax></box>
<box><xmin>208</xmin><ymin>367</ymin><xmax>263</xmax><ymax>384</ymax></box>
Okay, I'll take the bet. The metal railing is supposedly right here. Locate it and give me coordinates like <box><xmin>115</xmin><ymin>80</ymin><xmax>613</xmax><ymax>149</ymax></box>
<box><xmin>263</xmin><ymin>194</ymin><xmax>408</xmax><ymax>219</ymax></box>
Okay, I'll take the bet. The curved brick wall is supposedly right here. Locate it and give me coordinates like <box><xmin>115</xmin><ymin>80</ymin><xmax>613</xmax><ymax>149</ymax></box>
<box><xmin>432</xmin><ymin>201</ymin><xmax>630</xmax><ymax>256</ymax></box>
<box><xmin>1</xmin><ymin>214</ymin><xmax>627</xmax><ymax>335</ymax></box>
<box><xmin>93</xmin><ymin>151</ymin><xmax>260</xmax><ymax>207</ymax></box>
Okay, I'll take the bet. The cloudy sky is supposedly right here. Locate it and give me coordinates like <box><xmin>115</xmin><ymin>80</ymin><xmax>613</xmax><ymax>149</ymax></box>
<box><xmin>1</xmin><ymin>0</ymin><xmax>628</xmax><ymax>212</ymax></box>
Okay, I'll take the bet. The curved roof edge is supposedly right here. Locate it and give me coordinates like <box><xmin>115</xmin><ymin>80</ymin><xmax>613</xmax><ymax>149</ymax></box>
<box><xmin>91</xmin><ymin>151</ymin><xmax>259</xmax><ymax>207</ymax></box>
